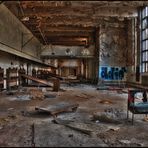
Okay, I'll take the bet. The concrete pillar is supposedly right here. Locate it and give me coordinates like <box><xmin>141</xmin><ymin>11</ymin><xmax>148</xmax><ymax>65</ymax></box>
<box><xmin>94</xmin><ymin>27</ymin><xmax>100</xmax><ymax>84</ymax></box>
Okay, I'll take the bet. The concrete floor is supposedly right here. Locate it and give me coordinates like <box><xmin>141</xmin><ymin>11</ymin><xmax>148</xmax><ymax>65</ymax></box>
<box><xmin>0</xmin><ymin>84</ymin><xmax>148</xmax><ymax>147</ymax></box>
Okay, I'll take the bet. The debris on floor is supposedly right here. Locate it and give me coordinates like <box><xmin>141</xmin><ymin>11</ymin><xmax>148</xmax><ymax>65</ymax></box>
<box><xmin>28</xmin><ymin>88</ymin><xmax>45</xmax><ymax>100</ymax></box>
<box><xmin>17</xmin><ymin>95</ymin><xmax>31</xmax><ymax>101</ymax></box>
<box><xmin>99</xmin><ymin>100</ymin><xmax>113</xmax><ymax>104</ymax></box>
<box><xmin>0</xmin><ymin>126</ymin><xmax>3</xmax><ymax>130</ymax></box>
<box><xmin>92</xmin><ymin>113</ymin><xmax>121</xmax><ymax>124</ymax></box>
<box><xmin>96</xmin><ymin>86</ymin><xmax>109</xmax><ymax>90</ymax></box>
<box><xmin>44</xmin><ymin>94</ymin><xmax>56</xmax><ymax>99</ymax></box>
<box><xmin>6</xmin><ymin>91</ymin><xmax>15</xmax><ymax>95</ymax></box>
<box><xmin>142</xmin><ymin>116</ymin><xmax>148</xmax><ymax>122</ymax></box>
<box><xmin>1</xmin><ymin>84</ymin><xmax>148</xmax><ymax>147</ymax></box>
<box><xmin>119</xmin><ymin>139</ymin><xmax>131</xmax><ymax>144</ymax></box>
<box><xmin>107</xmin><ymin>126</ymin><xmax>120</xmax><ymax>131</ymax></box>
<box><xmin>92</xmin><ymin>108</ymin><xmax>125</xmax><ymax>124</ymax></box>
<box><xmin>34</xmin><ymin>122</ymin><xmax>108</xmax><ymax>147</ymax></box>
<box><xmin>35</xmin><ymin>102</ymin><xmax>79</xmax><ymax>117</ymax></box>
<box><xmin>53</xmin><ymin>118</ymin><xmax>93</xmax><ymax>135</ymax></box>
<box><xmin>75</xmin><ymin>94</ymin><xmax>88</xmax><ymax>99</ymax></box>
<box><xmin>104</xmin><ymin>108</ymin><xmax>126</xmax><ymax>119</ymax></box>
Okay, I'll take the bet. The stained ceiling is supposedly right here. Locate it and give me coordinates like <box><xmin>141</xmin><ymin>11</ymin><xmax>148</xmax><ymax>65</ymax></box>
<box><xmin>3</xmin><ymin>1</ymin><xmax>147</xmax><ymax>46</ymax></box>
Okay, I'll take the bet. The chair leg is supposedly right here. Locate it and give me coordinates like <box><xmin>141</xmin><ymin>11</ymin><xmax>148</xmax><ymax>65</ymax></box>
<box><xmin>132</xmin><ymin>113</ymin><xmax>134</xmax><ymax>125</ymax></box>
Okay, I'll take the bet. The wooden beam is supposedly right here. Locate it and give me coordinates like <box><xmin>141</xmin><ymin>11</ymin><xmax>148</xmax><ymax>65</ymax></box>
<box><xmin>22</xmin><ymin>16</ymin><xmax>95</xmax><ymax>25</ymax></box>
<box><xmin>46</xmin><ymin>36</ymin><xmax>88</xmax><ymax>41</ymax></box>
<box><xmin>35</xmin><ymin>35</ymin><xmax>87</xmax><ymax>46</ymax></box>
<box><xmin>44</xmin><ymin>26</ymin><xmax>94</xmax><ymax>32</ymax></box>
<box><xmin>23</xmin><ymin>24</ymin><xmax>94</xmax><ymax>32</ymax></box>
<box><xmin>32</xmin><ymin>31</ymin><xmax>92</xmax><ymax>37</ymax></box>
<box><xmin>5</xmin><ymin>1</ymin><xmax>148</xmax><ymax>8</ymax></box>
<box><xmin>21</xmin><ymin>74</ymin><xmax>53</xmax><ymax>87</ymax></box>
<box><xmin>20</xmin><ymin>6</ymin><xmax>93</xmax><ymax>16</ymax></box>
<box><xmin>45</xmin><ymin>41</ymin><xmax>86</xmax><ymax>46</ymax></box>
<box><xmin>24</xmin><ymin>21</ymin><xmax>96</xmax><ymax>28</ymax></box>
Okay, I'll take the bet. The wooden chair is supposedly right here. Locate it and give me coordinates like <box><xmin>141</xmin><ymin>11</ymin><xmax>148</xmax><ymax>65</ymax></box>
<box><xmin>127</xmin><ymin>89</ymin><xmax>148</xmax><ymax>124</ymax></box>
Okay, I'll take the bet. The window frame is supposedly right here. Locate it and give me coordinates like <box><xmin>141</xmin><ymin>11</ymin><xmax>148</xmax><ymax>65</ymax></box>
<box><xmin>141</xmin><ymin>6</ymin><xmax>148</xmax><ymax>73</ymax></box>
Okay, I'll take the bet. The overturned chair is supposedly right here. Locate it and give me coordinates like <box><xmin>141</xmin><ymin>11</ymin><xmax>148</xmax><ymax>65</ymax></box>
<box><xmin>127</xmin><ymin>89</ymin><xmax>148</xmax><ymax>124</ymax></box>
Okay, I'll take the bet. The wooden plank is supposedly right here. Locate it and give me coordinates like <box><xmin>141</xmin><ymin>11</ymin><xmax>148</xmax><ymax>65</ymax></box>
<box><xmin>21</xmin><ymin>74</ymin><xmax>53</xmax><ymax>87</ymax></box>
<box><xmin>54</xmin><ymin>118</ymin><xmax>92</xmax><ymax>135</ymax></box>
<box><xmin>35</xmin><ymin>103</ymin><xmax>79</xmax><ymax>116</ymax></box>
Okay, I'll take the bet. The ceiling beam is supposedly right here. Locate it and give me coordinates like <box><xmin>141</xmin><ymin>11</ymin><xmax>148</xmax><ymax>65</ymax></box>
<box><xmin>24</xmin><ymin>20</ymin><xmax>97</xmax><ymax>27</ymax></box>
<box><xmin>46</xmin><ymin>41</ymin><xmax>86</xmax><ymax>46</ymax></box>
<box><xmin>24</xmin><ymin>24</ymin><xmax>94</xmax><ymax>32</ymax></box>
<box><xmin>46</xmin><ymin>36</ymin><xmax>88</xmax><ymax>41</ymax></box>
<box><xmin>32</xmin><ymin>31</ymin><xmax>93</xmax><ymax>37</ymax></box>
<box><xmin>5</xmin><ymin>1</ymin><xmax>148</xmax><ymax>7</ymax></box>
<box><xmin>19</xmin><ymin>6</ymin><xmax>93</xmax><ymax>17</ymax></box>
<box><xmin>18</xmin><ymin>5</ymin><xmax>138</xmax><ymax>18</ymax></box>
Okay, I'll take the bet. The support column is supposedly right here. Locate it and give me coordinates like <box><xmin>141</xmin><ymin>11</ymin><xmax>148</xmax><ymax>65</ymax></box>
<box><xmin>94</xmin><ymin>26</ymin><xmax>100</xmax><ymax>84</ymax></box>
<box><xmin>136</xmin><ymin>8</ymin><xmax>141</xmax><ymax>82</ymax></box>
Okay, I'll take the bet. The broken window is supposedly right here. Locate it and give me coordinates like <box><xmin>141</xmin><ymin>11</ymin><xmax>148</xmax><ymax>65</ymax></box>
<box><xmin>141</xmin><ymin>6</ymin><xmax>148</xmax><ymax>73</ymax></box>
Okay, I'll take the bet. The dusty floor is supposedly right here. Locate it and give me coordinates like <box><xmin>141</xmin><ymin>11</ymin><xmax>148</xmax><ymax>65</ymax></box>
<box><xmin>0</xmin><ymin>84</ymin><xmax>148</xmax><ymax>147</ymax></box>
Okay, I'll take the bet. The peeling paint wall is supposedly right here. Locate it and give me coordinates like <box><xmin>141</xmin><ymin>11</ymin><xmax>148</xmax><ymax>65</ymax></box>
<box><xmin>98</xmin><ymin>19</ymin><xmax>136</xmax><ymax>82</ymax></box>
<box><xmin>126</xmin><ymin>19</ymin><xmax>137</xmax><ymax>83</ymax></box>
<box><xmin>99</xmin><ymin>24</ymin><xmax>127</xmax><ymax>67</ymax></box>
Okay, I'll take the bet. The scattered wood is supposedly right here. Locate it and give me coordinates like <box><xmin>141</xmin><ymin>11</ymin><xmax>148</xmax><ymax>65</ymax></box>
<box><xmin>65</xmin><ymin>124</ymin><xmax>92</xmax><ymax>135</ymax></box>
<box><xmin>35</xmin><ymin>103</ymin><xmax>79</xmax><ymax>117</ymax></box>
<box><xmin>21</xmin><ymin>74</ymin><xmax>53</xmax><ymax>87</ymax></box>
<box><xmin>53</xmin><ymin>118</ymin><xmax>92</xmax><ymax>135</ymax></box>
<box><xmin>82</xmin><ymin>93</ymin><xmax>94</xmax><ymax>98</ymax></box>
<box><xmin>75</xmin><ymin>93</ymin><xmax>94</xmax><ymax>99</ymax></box>
<box><xmin>75</xmin><ymin>95</ymin><xmax>88</xmax><ymax>99</ymax></box>
<box><xmin>53</xmin><ymin>118</ymin><xmax>74</xmax><ymax>125</ymax></box>
<box><xmin>99</xmin><ymin>100</ymin><xmax>112</xmax><ymax>104</ymax></box>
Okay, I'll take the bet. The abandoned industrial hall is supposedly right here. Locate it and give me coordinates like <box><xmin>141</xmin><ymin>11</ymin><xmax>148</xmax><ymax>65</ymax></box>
<box><xmin>1</xmin><ymin>0</ymin><xmax>148</xmax><ymax>147</ymax></box>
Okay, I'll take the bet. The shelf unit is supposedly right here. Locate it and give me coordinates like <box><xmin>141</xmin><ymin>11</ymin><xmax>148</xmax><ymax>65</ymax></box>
<box><xmin>6</xmin><ymin>68</ymin><xmax>18</xmax><ymax>90</ymax></box>
<box><xmin>0</xmin><ymin>67</ymin><xmax>4</xmax><ymax>91</ymax></box>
